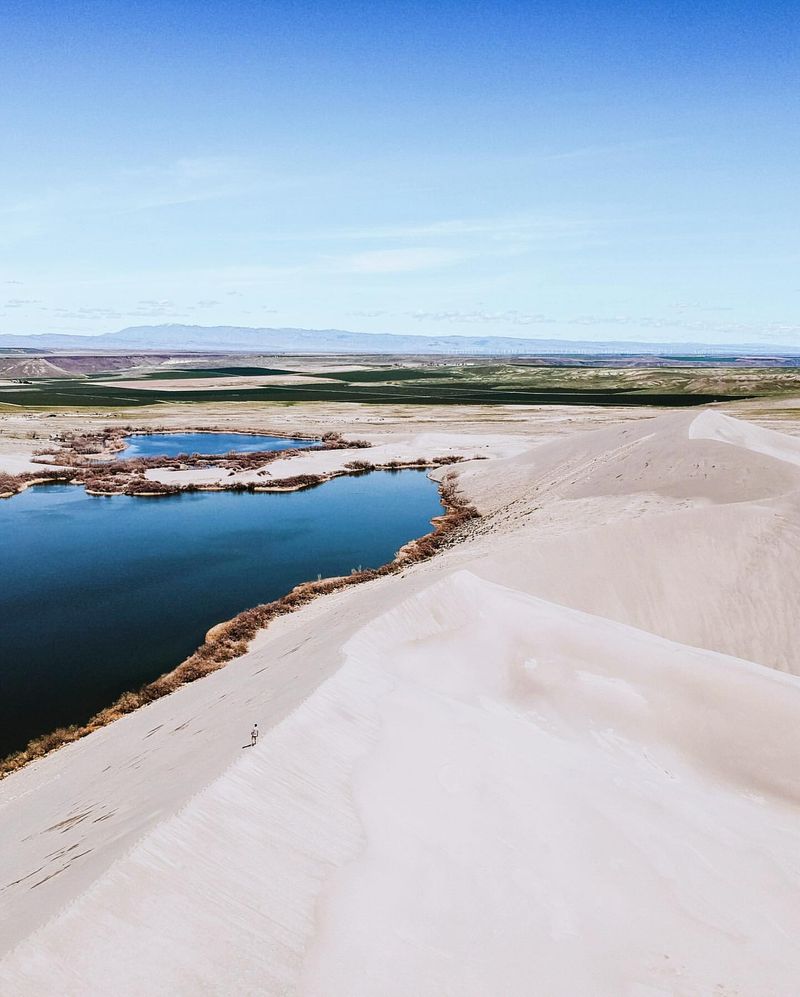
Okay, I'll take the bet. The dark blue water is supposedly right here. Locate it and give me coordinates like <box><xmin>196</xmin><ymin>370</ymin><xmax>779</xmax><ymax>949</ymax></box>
<box><xmin>117</xmin><ymin>432</ymin><xmax>316</xmax><ymax>459</ymax></box>
<box><xmin>0</xmin><ymin>471</ymin><xmax>442</xmax><ymax>757</ymax></box>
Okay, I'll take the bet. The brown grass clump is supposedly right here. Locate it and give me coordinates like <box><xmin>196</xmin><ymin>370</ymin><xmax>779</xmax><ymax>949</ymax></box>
<box><xmin>36</xmin><ymin>429</ymin><xmax>128</xmax><ymax>461</ymax></box>
<box><xmin>0</xmin><ymin>471</ymin><xmax>21</xmax><ymax>497</ymax></box>
<box><xmin>0</xmin><ymin>468</ymin><xmax>78</xmax><ymax>498</ymax></box>
<box><xmin>319</xmin><ymin>431</ymin><xmax>370</xmax><ymax>450</ymax></box>
<box><xmin>0</xmin><ymin>470</ymin><xmax>479</xmax><ymax>779</ymax></box>
<box><xmin>124</xmin><ymin>479</ymin><xmax>182</xmax><ymax>496</ymax></box>
<box><xmin>257</xmin><ymin>473</ymin><xmax>325</xmax><ymax>490</ymax></box>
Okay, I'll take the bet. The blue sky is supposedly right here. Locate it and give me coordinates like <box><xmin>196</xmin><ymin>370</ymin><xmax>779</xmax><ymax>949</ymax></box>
<box><xmin>1</xmin><ymin>0</ymin><xmax>798</xmax><ymax>344</ymax></box>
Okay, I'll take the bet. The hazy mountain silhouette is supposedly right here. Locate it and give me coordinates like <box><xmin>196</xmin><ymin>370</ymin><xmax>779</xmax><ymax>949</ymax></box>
<box><xmin>1</xmin><ymin>324</ymin><xmax>798</xmax><ymax>356</ymax></box>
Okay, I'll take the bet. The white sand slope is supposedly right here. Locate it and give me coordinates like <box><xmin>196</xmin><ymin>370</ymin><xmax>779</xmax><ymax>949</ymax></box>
<box><xmin>3</xmin><ymin>409</ymin><xmax>800</xmax><ymax>995</ymax></box>
<box><xmin>0</xmin><ymin>451</ymin><xmax>56</xmax><ymax>475</ymax></box>
<box><xmin>3</xmin><ymin>572</ymin><xmax>800</xmax><ymax>996</ymax></box>
<box><xmin>456</xmin><ymin>409</ymin><xmax>800</xmax><ymax>672</ymax></box>
<box><xmin>690</xmin><ymin>408</ymin><xmax>800</xmax><ymax>466</ymax></box>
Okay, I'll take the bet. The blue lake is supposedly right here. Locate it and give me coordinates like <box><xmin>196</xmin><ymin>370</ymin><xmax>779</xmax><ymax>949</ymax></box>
<box><xmin>117</xmin><ymin>432</ymin><xmax>317</xmax><ymax>459</ymax></box>
<box><xmin>0</xmin><ymin>471</ymin><xmax>442</xmax><ymax>757</ymax></box>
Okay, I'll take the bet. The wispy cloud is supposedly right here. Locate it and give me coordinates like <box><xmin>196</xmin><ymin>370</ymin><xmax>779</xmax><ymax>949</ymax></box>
<box><xmin>407</xmin><ymin>309</ymin><xmax>556</xmax><ymax>325</ymax></box>
<box><xmin>404</xmin><ymin>307</ymin><xmax>800</xmax><ymax>343</ymax></box>
<box><xmin>256</xmin><ymin>213</ymin><xmax>599</xmax><ymax>246</ymax></box>
<box><xmin>534</xmin><ymin>137</ymin><xmax>684</xmax><ymax>164</ymax></box>
<box><xmin>328</xmin><ymin>247</ymin><xmax>471</xmax><ymax>274</ymax></box>
<box><xmin>329</xmin><ymin>216</ymin><xmax>568</xmax><ymax>241</ymax></box>
<box><xmin>50</xmin><ymin>307</ymin><xmax>124</xmax><ymax>321</ymax></box>
<box><xmin>0</xmin><ymin>156</ymin><xmax>263</xmax><ymax>228</ymax></box>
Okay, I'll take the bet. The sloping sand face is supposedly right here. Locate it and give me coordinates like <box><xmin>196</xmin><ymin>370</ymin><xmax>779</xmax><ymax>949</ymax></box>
<box><xmin>3</xmin><ymin>572</ymin><xmax>800</xmax><ymax>996</ymax></box>
<box><xmin>457</xmin><ymin>409</ymin><xmax>800</xmax><ymax>672</ymax></box>
<box><xmin>690</xmin><ymin>408</ymin><xmax>800</xmax><ymax>466</ymax></box>
<box><xmin>3</xmin><ymin>409</ymin><xmax>800</xmax><ymax>994</ymax></box>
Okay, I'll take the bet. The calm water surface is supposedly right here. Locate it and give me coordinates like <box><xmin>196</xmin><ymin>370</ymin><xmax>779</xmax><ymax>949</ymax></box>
<box><xmin>117</xmin><ymin>432</ymin><xmax>317</xmax><ymax>459</ymax></box>
<box><xmin>0</xmin><ymin>471</ymin><xmax>442</xmax><ymax>756</ymax></box>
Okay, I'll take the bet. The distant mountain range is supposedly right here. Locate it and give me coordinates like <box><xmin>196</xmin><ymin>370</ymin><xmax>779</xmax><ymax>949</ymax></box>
<box><xmin>1</xmin><ymin>324</ymin><xmax>799</xmax><ymax>356</ymax></box>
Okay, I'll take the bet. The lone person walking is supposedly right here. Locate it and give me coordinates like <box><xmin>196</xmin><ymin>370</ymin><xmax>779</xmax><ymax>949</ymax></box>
<box><xmin>250</xmin><ymin>723</ymin><xmax>259</xmax><ymax>747</ymax></box>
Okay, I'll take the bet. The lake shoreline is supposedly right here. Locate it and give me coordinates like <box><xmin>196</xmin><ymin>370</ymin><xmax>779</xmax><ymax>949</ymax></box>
<box><xmin>0</xmin><ymin>426</ymin><xmax>377</xmax><ymax>498</ymax></box>
<box><xmin>43</xmin><ymin>424</ymin><xmax>326</xmax><ymax>462</ymax></box>
<box><xmin>0</xmin><ymin>467</ymin><xmax>478</xmax><ymax>778</ymax></box>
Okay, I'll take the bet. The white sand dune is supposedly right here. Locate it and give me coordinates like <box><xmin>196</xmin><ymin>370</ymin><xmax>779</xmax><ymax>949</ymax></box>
<box><xmin>2</xmin><ymin>409</ymin><xmax>800</xmax><ymax>995</ymax></box>
<box><xmin>690</xmin><ymin>408</ymin><xmax>800</xmax><ymax>466</ymax></box>
<box><xmin>3</xmin><ymin>573</ymin><xmax>800</xmax><ymax>996</ymax></box>
<box><xmin>455</xmin><ymin>409</ymin><xmax>800</xmax><ymax>671</ymax></box>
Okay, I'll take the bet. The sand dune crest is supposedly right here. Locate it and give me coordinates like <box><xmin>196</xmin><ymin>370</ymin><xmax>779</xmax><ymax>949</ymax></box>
<box><xmin>3</xmin><ymin>572</ymin><xmax>800</xmax><ymax>995</ymax></box>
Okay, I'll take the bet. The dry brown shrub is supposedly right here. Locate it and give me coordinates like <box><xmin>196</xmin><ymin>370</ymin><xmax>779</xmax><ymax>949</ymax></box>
<box><xmin>268</xmin><ymin>474</ymin><xmax>324</xmax><ymax>490</ymax></box>
<box><xmin>0</xmin><ymin>472</ymin><xmax>21</xmax><ymax>496</ymax></box>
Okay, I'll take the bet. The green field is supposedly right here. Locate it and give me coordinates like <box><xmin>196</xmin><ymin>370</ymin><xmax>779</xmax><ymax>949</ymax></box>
<box><xmin>3</xmin><ymin>361</ymin><xmax>797</xmax><ymax>409</ymax></box>
<box><xmin>0</xmin><ymin>363</ymin><xmax>764</xmax><ymax>408</ymax></box>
